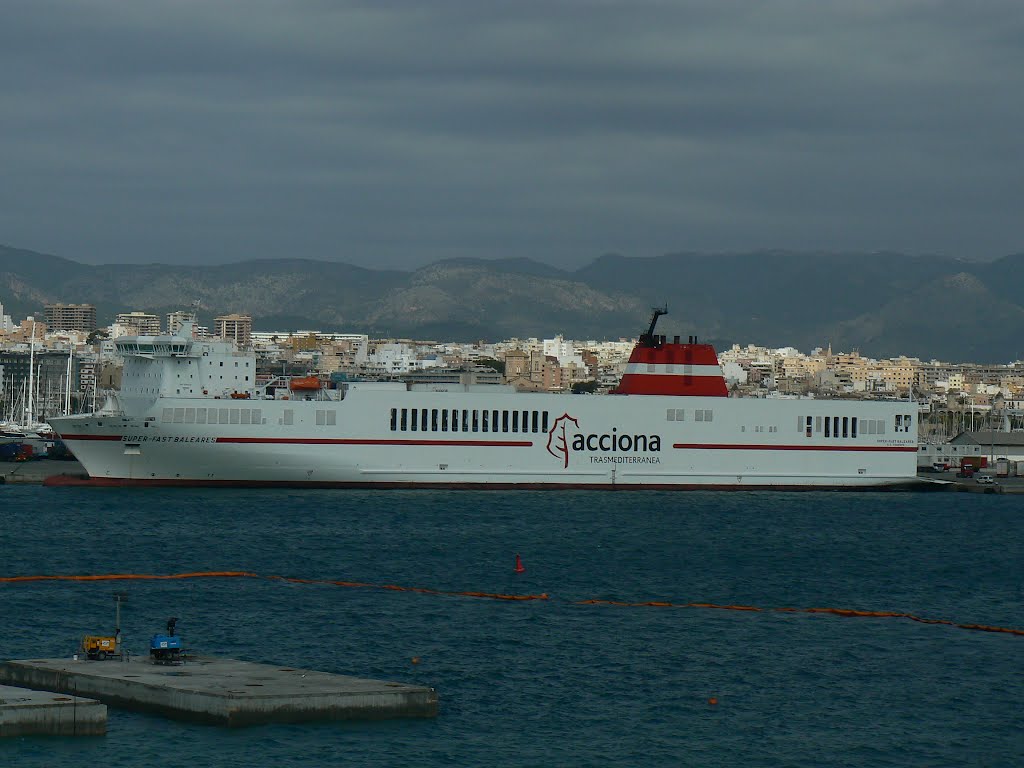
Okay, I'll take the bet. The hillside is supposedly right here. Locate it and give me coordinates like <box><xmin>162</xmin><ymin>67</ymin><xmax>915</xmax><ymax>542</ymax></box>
<box><xmin>0</xmin><ymin>244</ymin><xmax>1019</xmax><ymax>362</ymax></box>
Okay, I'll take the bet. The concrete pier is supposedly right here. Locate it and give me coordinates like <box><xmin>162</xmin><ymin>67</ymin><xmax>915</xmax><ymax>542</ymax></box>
<box><xmin>0</xmin><ymin>459</ymin><xmax>87</xmax><ymax>485</ymax></box>
<box><xmin>0</xmin><ymin>657</ymin><xmax>437</xmax><ymax>726</ymax></box>
<box><xmin>0</xmin><ymin>684</ymin><xmax>106</xmax><ymax>737</ymax></box>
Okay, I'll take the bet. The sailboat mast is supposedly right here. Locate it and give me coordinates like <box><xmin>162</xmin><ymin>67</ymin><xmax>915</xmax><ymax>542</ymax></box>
<box><xmin>65</xmin><ymin>345</ymin><xmax>74</xmax><ymax>415</ymax></box>
<box><xmin>26</xmin><ymin>320</ymin><xmax>35</xmax><ymax>426</ymax></box>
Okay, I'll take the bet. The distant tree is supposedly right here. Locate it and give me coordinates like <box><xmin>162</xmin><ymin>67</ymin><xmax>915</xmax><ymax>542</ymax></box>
<box><xmin>476</xmin><ymin>358</ymin><xmax>505</xmax><ymax>375</ymax></box>
<box><xmin>571</xmin><ymin>380</ymin><xmax>600</xmax><ymax>394</ymax></box>
<box><xmin>87</xmin><ymin>328</ymin><xmax>109</xmax><ymax>345</ymax></box>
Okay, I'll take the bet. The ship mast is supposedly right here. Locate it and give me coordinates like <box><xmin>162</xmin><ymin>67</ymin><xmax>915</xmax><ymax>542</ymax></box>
<box><xmin>638</xmin><ymin>306</ymin><xmax>668</xmax><ymax>348</ymax></box>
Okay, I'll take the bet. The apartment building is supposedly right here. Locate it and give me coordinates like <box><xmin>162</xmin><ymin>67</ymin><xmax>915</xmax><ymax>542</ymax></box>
<box><xmin>44</xmin><ymin>303</ymin><xmax>97</xmax><ymax>332</ymax></box>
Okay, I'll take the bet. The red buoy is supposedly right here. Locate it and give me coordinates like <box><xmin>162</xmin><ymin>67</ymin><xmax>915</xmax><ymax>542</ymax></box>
<box><xmin>514</xmin><ymin>554</ymin><xmax>525</xmax><ymax>574</ymax></box>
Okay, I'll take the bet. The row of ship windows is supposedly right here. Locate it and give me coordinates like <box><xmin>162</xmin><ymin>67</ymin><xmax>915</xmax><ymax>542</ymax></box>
<box><xmin>161</xmin><ymin>407</ymin><xmax>265</xmax><ymax>425</ymax></box>
<box><xmin>169</xmin><ymin>359</ymin><xmax>251</xmax><ymax>368</ymax></box>
<box><xmin>390</xmin><ymin>408</ymin><xmax>550</xmax><ymax>433</ymax></box>
<box><xmin>666</xmin><ymin>409</ymin><xmax>713</xmax><ymax>422</ymax></box>
<box><xmin>798</xmin><ymin>415</ymin><xmax>910</xmax><ymax>438</ymax></box>
<box><xmin>275</xmin><ymin>410</ymin><xmax>337</xmax><ymax>425</ymax></box>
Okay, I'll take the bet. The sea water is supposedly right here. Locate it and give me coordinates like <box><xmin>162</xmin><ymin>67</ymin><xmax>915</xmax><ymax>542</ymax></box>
<box><xmin>1</xmin><ymin>486</ymin><xmax>1021</xmax><ymax>767</ymax></box>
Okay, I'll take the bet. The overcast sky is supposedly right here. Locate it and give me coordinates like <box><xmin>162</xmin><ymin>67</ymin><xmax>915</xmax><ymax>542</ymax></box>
<box><xmin>1</xmin><ymin>1</ymin><xmax>1021</xmax><ymax>270</ymax></box>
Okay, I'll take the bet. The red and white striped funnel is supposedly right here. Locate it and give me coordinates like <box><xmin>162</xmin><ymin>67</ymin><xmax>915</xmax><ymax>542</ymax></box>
<box><xmin>612</xmin><ymin>309</ymin><xmax>728</xmax><ymax>397</ymax></box>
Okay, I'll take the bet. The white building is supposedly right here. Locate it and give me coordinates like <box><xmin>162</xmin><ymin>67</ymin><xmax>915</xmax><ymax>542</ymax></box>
<box><xmin>721</xmin><ymin>361</ymin><xmax>749</xmax><ymax>385</ymax></box>
<box><xmin>0</xmin><ymin>300</ymin><xmax>12</xmax><ymax>332</ymax></box>
<box><xmin>543</xmin><ymin>335</ymin><xmax>585</xmax><ymax>368</ymax></box>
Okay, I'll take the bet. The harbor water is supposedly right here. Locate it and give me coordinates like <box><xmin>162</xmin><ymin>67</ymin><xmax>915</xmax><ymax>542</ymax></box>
<box><xmin>1</xmin><ymin>486</ymin><xmax>1021</xmax><ymax>766</ymax></box>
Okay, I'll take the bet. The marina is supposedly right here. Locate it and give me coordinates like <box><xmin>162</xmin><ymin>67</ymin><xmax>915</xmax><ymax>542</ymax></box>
<box><xmin>0</xmin><ymin>657</ymin><xmax>438</xmax><ymax>726</ymax></box>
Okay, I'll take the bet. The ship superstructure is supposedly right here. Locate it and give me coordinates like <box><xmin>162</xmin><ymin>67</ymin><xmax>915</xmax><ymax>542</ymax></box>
<box><xmin>48</xmin><ymin>317</ymin><xmax>919</xmax><ymax>489</ymax></box>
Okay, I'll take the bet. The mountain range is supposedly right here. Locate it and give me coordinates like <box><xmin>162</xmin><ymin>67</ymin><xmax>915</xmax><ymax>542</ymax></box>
<box><xmin>2</xmin><ymin>243</ymin><xmax>1023</xmax><ymax>363</ymax></box>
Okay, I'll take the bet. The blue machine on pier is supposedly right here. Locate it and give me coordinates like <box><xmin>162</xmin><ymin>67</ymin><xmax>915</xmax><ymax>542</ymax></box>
<box><xmin>150</xmin><ymin>617</ymin><xmax>185</xmax><ymax>664</ymax></box>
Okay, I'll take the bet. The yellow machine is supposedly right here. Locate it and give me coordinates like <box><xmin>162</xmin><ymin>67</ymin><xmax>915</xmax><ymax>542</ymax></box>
<box><xmin>81</xmin><ymin>635</ymin><xmax>119</xmax><ymax>660</ymax></box>
<box><xmin>80</xmin><ymin>592</ymin><xmax>127</xmax><ymax>661</ymax></box>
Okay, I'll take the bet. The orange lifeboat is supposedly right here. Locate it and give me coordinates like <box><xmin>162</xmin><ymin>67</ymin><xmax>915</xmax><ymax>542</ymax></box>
<box><xmin>230</xmin><ymin>392</ymin><xmax>251</xmax><ymax>400</ymax></box>
<box><xmin>289</xmin><ymin>376</ymin><xmax>322</xmax><ymax>391</ymax></box>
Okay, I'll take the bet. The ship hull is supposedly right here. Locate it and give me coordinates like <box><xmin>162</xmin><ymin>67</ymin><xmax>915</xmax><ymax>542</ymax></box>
<box><xmin>49</xmin><ymin>389</ymin><xmax>920</xmax><ymax>490</ymax></box>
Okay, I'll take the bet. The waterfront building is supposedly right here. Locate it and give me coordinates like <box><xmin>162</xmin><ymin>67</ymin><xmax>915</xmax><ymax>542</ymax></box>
<box><xmin>0</xmin><ymin>300</ymin><xmax>13</xmax><ymax>332</ymax></box>
<box><xmin>44</xmin><ymin>303</ymin><xmax>97</xmax><ymax>333</ymax></box>
<box><xmin>503</xmin><ymin>349</ymin><xmax>529</xmax><ymax>383</ymax></box>
<box><xmin>167</xmin><ymin>310</ymin><xmax>198</xmax><ymax>335</ymax></box>
<box><xmin>215</xmin><ymin>313</ymin><xmax>253</xmax><ymax>347</ymax></box>
<box><xmin>114</xmin><ymin>312</ymin><xmax>162</xmax><ymax>336</ymax></box>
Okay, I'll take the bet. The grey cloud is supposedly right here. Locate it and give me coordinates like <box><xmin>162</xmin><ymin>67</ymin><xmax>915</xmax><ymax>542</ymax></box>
<box><xmin>0</xmin><ymin>0</ymin><xmax>1022</xmax><ymax>268</ymax></box>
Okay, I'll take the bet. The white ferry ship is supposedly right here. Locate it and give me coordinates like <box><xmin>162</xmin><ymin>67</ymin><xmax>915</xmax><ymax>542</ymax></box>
<box><xmin>47</xmin><ymin>313</ymin><xmax>919</xmax><ymax>489</ymax></box>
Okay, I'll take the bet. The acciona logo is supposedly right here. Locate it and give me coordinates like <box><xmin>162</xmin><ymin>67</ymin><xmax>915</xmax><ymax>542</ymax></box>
<box><xmin>545</xmin><ymin>413</ymin><xmax>580</xmax><ymax>468</ymax></box>
<box><xmin>545</xmin><ymin>413</ymin><xmax>662</xmax><ymax>468</ymax></box>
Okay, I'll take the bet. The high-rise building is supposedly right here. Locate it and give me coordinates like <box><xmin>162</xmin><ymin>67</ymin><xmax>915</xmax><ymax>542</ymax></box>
<box><xmin>0</xmin><ymin>299</ymin><xmax>12</xmax><ymax>332</ymax></box>
<box><xmin>215</xmin><ymin>313</ymin><xmax>252</xmax><ymax>347</ymax></box>
<box><xmin>166</xmin><ymin>310</ymin><xmax>198</xmax><ymax>335</ymax></box>
<box><xmin>114</xmin><ymin>312</ymin><xmax>162</xmax><ymax>336</ymax></box>
<box><xmin>44</xmin><ymin>303</ymin><xmax>97</xmax><ymax>332</ymax></box>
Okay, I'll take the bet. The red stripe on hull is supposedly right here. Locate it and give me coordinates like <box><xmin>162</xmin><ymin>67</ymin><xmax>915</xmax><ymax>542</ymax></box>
<box><xmin>614</xmin><ymin>374</ymin><xmax>728</xmax><ymax>397</ymax></box>
<box><xmin>216</xmin><ymin>437</ymin><xmax>534</xmax><ymax>447</ymax></box>
<box><xmin>53</xmin><ymin>435</ymin><xmax>534</xmax><ymax>447</ymax></box>
<box><xmin>673</xmin><ymin>443</ymin><xmax>918</xmax><ymax>452</ymax></box>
